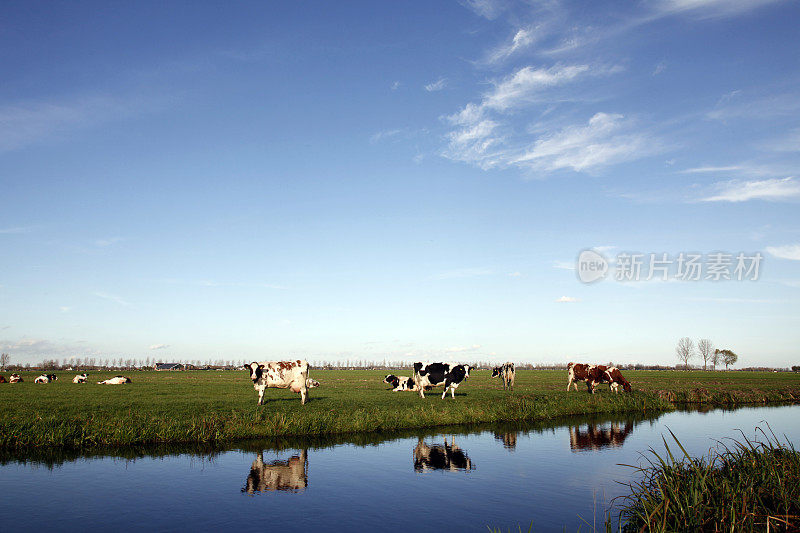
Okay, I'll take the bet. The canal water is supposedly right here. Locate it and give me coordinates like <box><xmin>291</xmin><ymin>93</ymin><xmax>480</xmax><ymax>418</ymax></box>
<box><xmin>1</xmin><ymin>404</ymin><xmax>798</xmax><ymax>532</ymax></box>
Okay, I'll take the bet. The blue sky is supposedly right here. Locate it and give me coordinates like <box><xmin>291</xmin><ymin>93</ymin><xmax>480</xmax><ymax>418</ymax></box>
<box><xmin>2</xmin><ymin>0</ymin><xmax>799</xmax><ymax>367</ymax></box>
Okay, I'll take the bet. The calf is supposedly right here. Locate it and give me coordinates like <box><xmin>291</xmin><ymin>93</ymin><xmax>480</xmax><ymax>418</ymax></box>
<box><xmin>245</xmin><ymin>360</ymin><xmax>309</xmax><ymax>405</ymax></box>
<box><xmin>413</xmin><ymin>438</ymin><xmax>474</xmax><ymax>472</ymax></box>
<box><xmin>72</xmin><ymin>373</ymin><xmax>88</xmax><ymax>384</ymax></box>
<box><xmin>0</xmin><ymin>375</ymin><xmax>6</xmax><ymax>383</ymax></box>
<box><xmin>603</xmin><ymin>367</ymin><xmax>632</xmax><ymax>393</ymax></box>
<box><xmin>9</xmin><ymin>373</ymin><xmax>23</xmax><ymax>383</ymax></box>
<box><xmin>567</xmin><ymin>363</ymin><xmax>608</xmax><ymax>393</ymax></box>
<box><xmin>413</xmin><ymin>362</ymin><xmax>471</xmax><ymax>399</ymax></box>
<box><xmin>243</xmin><ymin>450</ymin><xmax>308</xmax><ymax>494</ymax></box>
<box><xmin>34</xmin><ymin>374</ymin><xmax>58</xmax><ymax>384</ymax></box>
<box><xmin>491</xmin><ymin>362</ymin><xmax>515</xmax><ymax>390</ymax></box>
<box><xmin>383</xmin><ymin>374</ymin><xmax>417</xmax><ymax>392</ymax></box>
<box><xmin>97</xmin><ymin>376</ymin><xmax>132</xmax><ymax>385</ymax></box>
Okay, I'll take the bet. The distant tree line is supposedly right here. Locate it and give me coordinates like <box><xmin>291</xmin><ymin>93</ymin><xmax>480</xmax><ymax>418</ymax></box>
<box><xmin>675</xmin><ymin>338</ymin><xmax>739</xmax><ymax>370</ymax></box>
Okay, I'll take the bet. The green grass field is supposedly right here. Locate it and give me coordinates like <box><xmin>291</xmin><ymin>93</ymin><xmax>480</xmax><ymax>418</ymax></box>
<box><xmin>1</xmin><ymin>368</ymin><xmax>798</xmax><ymax>449</ymax></box>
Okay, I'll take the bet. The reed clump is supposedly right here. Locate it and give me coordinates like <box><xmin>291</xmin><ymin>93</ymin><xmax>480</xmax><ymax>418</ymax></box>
<box><xmin>613</xmin><ymin>426</ymin><xmax>800</xmax><ymax>532</ymax></box>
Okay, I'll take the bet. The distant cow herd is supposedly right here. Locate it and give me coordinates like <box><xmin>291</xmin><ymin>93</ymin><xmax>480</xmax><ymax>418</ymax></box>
<box><xmin>1</xmin><ymin>359</ymin><xmax>633</xmax><ymax>404</ymax></box>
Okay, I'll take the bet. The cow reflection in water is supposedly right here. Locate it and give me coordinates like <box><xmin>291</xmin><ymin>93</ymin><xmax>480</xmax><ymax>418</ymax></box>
<box><xmin>243</xmin><ymin>450</ymin><xmax>308</xmax><ymax>494</ymax></box>
<box><xmin>569</xmin><ymin>421</ymin><xmax>634</xmax><ymax>451</ymax></box>
<box><xmin>493</xmin><ymin>432</ymin><xmax>518</xmax><ymax>450</ymax></box>
<box><xmin>413</xmin><ymin>438</ymin><xmax>474</xmax><ymax>472</ymax></box>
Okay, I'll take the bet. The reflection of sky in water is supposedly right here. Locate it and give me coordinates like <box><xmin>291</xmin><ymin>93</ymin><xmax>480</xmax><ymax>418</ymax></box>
<box><xmin>1</xmin><ymin>405</ymin><xmax>798</xmax><ymax>532</ymax></box>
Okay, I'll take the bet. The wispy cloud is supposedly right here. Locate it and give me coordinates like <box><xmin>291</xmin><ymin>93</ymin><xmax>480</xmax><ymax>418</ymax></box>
<box><xmin>681</xmin><ymin>165</ymin><xmax>743</xmax><ymax>173</ymax></box>
<box><xmin>95</xmin><ymin>236</ymin><xmax>124</xmax><ymax>247</ymax></box>
<box><xmin>149</xmin><ymin>344</ymin><xmax>170</xmax><ymax>350</ymax></box>
<box><xmin>0</xmin><ymin>93</ymin><xmax>166</xmax><ymax>152</ymax></box>
<box><xmin>424</xmin><ymin>78</ymin><xmax>447</xmax><ymax>92</ymax></box>
<box><xmin>0</xmin><ymin>226</ymin><xmax>35</xmax><ymax>234</ymax></box>
<box><xmin>93</xmin><ymin>291</ymin><xmax>132</xmax><ymax>307</ymax></box>
<box><xmin>460</xmin><ymin>0</ymin><xmax>505</xmax><ymax>20</ymax></box>
<box><xmin>656</xmin><ymin>0</ymin><xmax>786</xmax><ymax>19</ymax></box>
<box><xmin>370</xmin><ymin>129</ymin><xmax>403</xmax><ymax>144</ymax></box>
<box><xmin>391</xmin><ymin>81</ymin><xmax>400</xmax><ymax>91</ymax></box>
<box><xmin>701</xmin><ymin>177</ymin><xmax>800</xmax><ymax>202</ymax></box>
<box><xmin>555</xmin><ymin>296</ymin><xmax>580</xmax><ymax>303</ymax></box>
<box><xmin>445</xmin><ymin>344</ymin><xmax>482</xmax><ymax>353</ymax></box>
<box><xmin>766</xmin><ymin>244</ymin><xmax>800</xmax><ymax>261</ymax></box>
<box><xmin>486</xmin><ymin>27</ymin><xmax>538</xmax><ymax>64</ymax></box>
<box><xmin>512</xmin><ymin>113</ymin><xmax>658</xmax><ymax>172</ymax></box>
<box><xmin>707</xmin><ymin>93</ymin><xmax>800</xmax><ymax>122</ymax></box>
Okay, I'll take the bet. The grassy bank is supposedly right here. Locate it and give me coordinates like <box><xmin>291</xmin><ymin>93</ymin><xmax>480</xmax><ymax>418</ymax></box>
<box><xmin>611</xmin><ymin>428</ymin><xmax>800</xmax><ymax>532</ymax></box>
<box><xmin>0</xmin><ymin>368</ymin><xmax>797</xmax><ymax>449</ymax></box>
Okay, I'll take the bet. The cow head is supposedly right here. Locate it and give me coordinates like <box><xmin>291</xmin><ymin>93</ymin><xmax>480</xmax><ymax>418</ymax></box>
<box><xmin>383</xmin><ymin>374</ymin><xmax>399</xmax><ymax>387</ymax></box>
<box><xmin>462</xmin><ymin>365</ymin><xmax>471</xmax><ymax>379</ymax></box>
<box><xmin>491</xmin><ymin>367</ymin><xmax>500</xmax><ymax>378</ymax></box>
<box><xmin>621</xmin><ymin>379</ymin><xmax>632</xmax><ymax>392</ymax></box>
<box><xmin>246</xmin><ymin>362</ymin><xmax>264</xmax><ymax>382</ymax></box>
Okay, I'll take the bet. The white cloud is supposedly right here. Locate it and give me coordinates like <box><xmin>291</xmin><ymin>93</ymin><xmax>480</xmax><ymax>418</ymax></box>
<box><xmin>149</xmin><ymin>344</ymin><xmax>170</xmax><ymax>350</ymax></box>
<box><xmin>59</xmin><ymin>306</ymin><xmax>71</xmax><ymax>313</ymax></box>
<box><xmin>461</xmin><ymin>0</ymin><xmax>505</xmax><ymax>20</ymax></box>
<box><xmin>445</xmin><ymin>344</ymin><xmax>482</xmax><ymax>353</ymax></box>
<box><xmin>93</xmin><ymin>291</ymin><xmax>132</xmax><ymax>307</ymax></box>
<box><xmin>370</xmin><ymin>129</ymin><xmax>403</xmax><ymax>144</ymax></box>
<box><xmin>766</xmin><ymin>244</ymin><xmax>800</xmax><ymax>261</ymax></box>
<box><xmin>484</xmin><ymin>64</ymin><xmax>590</xmax><ymax>112</ymax></box>
<box><xmin>681</xmin><ymin>165</ymin><xmax>743</xmax><ymax>173</ymax></box>
<box><xmin>512</xmin><ymin>113</ymin><xmax>657</xmax><ymax>172</ymax></box>
<box><xmin>487</xmin><ymin>27</ymin><xmax>538</xmax><ymax>64</ymax></box>
<box><xmin>652</xmin><ymin>61</ymin><xmax>667</xmax><ymax>76</ymax></box>
<box><xmin>555</xmin><ymin>296</ymin><xmax>580</xmax><ymax>303</ymax></box>
<box><xmin>507</xmin><ymin>271</ymin><xmax>522</xmax><ymax>277</ymax></box>
<box><xmin>707</xmin><ymin>93</ymin><xmax>800</xmax><ymax>121</ymax></box>
<box><xmin>391</xmin><ymin>81</ymin><xmax>400</xmax><ymax>91</ymax></box>
<box><xmin>0</xmin><ymin>226</ymin><xmax>34</xmax><ymax>234</ymax></box>
<box><xmin>702</xmin><ymin>177</ymin><xmax>800</xmax><ymax>202</ymax></box>
<box><xmin>657</xmin><ymin>0</ymin><xmax>786</xmax><ymax>19</ymax></box>
<box><xmin>424</xmin><ymin>78</ymin><xmax>447</xmax><ymax>92</ymax></box>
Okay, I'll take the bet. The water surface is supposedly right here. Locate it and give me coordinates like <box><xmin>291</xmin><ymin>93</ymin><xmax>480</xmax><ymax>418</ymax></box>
<box><xmin>1</xmin><ymin>404</ymin><xmax>798</xmax><ymax>532</ymax></box>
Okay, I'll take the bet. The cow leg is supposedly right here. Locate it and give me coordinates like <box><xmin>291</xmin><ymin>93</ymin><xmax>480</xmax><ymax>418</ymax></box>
<box><xmin>416</xmin><ymin>377</ymin><xmax>425</xmax><ymax>398</ymax></box>
<box><xmin>258</xmin><ymin>387</ymin><xmax>265</xmax><ymax>405</ymax></box>
<box><xmin>567</xmin><ymin>377</ymin><xmax>573</xmax><ymax>391</ymax></box>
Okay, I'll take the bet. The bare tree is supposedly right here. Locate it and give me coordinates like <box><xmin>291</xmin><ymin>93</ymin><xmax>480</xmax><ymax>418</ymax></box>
<box><xmin>697</xmin><ymin>339</ymin><xmax>714</xmax><ymax>370</ymax></box>
<box><xmin>0</xmin><ymin>353</ymin><xmax>9</xmax><ymax>370</ymax></box>
<box><xmin>676</xmin><ymin>337</ymin><xmax>695</xmax><ymax>369</ymax></box>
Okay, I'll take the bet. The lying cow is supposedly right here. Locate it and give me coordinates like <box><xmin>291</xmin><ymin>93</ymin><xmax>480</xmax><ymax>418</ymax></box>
<box><xmin>0</xmin><ymin>375</ymin><xmax>6</xmax><ymax>383</ymax></box>
<box><xmin>9</xmin><ymin>373</ymin><xmax>23</xmax><ymax>383</ymax></box>
<box><xmin>97</xmin><ymin>376</ymin><xmax>132</xmax><ymax>385</ymax></box>
<box><xmin>413</xmin><ymin>362</ymin><xmax>471</xmax><ymax>399</ymax></box>
<box><xmin>72</xmin><ymin>373</ymin><xmax>88</xmax><ymax>384</ymax></box>
<box><xmin>567</xmin><ymin>363</ymin><xmax>608</xmax><ymax>393</ymax></box>
<box><xmin>34</xmin><ymin>374</ymin><xmax>58</xmax><ymax>383</ymax></box>
<box><xmin>491</xmin><ymin>362</ymin><xmax>515</xmax><ymax>390</ymax></box>
<box><xmin>413</xmin><ymin>438</ymin><xmax>474</xmax><ymax>472</ymax></box>
<box><xmin>245</xmin><ymin>360</ymin><xmax>310</xmax><ymax>405</ymax></box>
<box><xmin>243</xmin><ymin>450</ymin><xmax>308</xmax><ymax>494</ymax></box>
<box><xmin>383</xmin><ymin>374</ymin><xmax>418</xmax><ymax>392</ymax></box>
<box><xmin>603</xmin><ymin>367</ymin><xmax>632</xmax><ymax>393</ymax></box>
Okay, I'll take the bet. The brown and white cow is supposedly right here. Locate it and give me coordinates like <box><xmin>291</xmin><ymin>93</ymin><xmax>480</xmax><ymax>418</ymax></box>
<box><xmin>413</xmin><ymin>437</ymin><xmax>474</xmax><ymax>472</ymax></box>
<box><xmin>242</xmin><ymin>450</ymin><xmax>308</xmax><ymax>494</ymax></box>
<box><xmin>97</xmin><ymin>376</ymin><xmax>132</xmax><ymax>385</ymax></box>
<box><xmin>9</xmin><ymin>373</ymin><xmax>23</xmax><ymax>383</ymax></box>
<box><xmin>34</xmin><ymin>374</ymin><xmax>58</xmax><ymax>383</ymax></box>
<box><xmin>245</xmin><ymin>360</ymin><xmax>310</xmax><ymax>405</ymax></box>
<box><xmin>567</xmin><ymin>363</ymin><xmax>608</xmax><ymax>392</ymax></box>
<box><xmin>72</xmin><ymin>373</ymin><xmax>88</xmax><ymax>384</ymax></box>
<box><xmin>603</xmin><ymin>367</ymin><xmax>632</xmax><ymax>393</ymax></box>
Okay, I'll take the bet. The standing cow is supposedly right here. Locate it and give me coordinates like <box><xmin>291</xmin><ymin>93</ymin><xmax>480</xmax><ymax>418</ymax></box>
<box><xmin>603</xmin><ymin>367</ymin><xmax>632</xmax><ymax>393</ymax></box>
<box><xmin>413</xmin><ymin>438</ymin><xmax>474</xmax><ymax>472</ymax></box>
<box><xmin>245</xmin><ymin>360</ymin><xmax>310</xmax><ymax>405</ymax></box>
<box><xmin>491</xmin><ymin>362</ymin><xmax>515</xmax><ymax>390</ymax></box>
<box><xmin>243</xmin><ymin>450</ymin><xmax>308</xmax><ymax>494</ymax></box>
<box><xmin>413</xmin><ymin>362</ymin><xmax>471</xmax><ymax>399</ymax></box>
<box><xmin>567</xmin><ymin>363</ymin><xmax>608</xmax><ymax>393</ymax></box>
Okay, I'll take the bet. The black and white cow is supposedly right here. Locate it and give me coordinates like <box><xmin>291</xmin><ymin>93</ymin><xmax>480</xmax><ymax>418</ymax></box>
<box><xmin>383</xmin><ymin>374</ymin><xmax>417</xmax><ymax>392</ymax></box>
<box><xmin>9</xmin><ymin>373</ymin><xmax>23</xmax><ymax>383</ymax></box>
<box><xmin>491</xmin><ymin>362</ymin><xmax>515</xmax><ymax>390</ymax></box>
<box><xmin>413</xmin><ymin>362</ymin><xmax>471</xmax><ymax>399</ymax></box>
<box><xmin>72</xmin><ymin>373</ymin><xmax>88</xmax><ymax>384</ymax></box>
<box><xmin>34</xmin><ymin>374</ymin><xmax>58</xmax><ymax>383</ymax></box>
<box><xmin>245</xmin><ymin>360</ymin><xmax>310</xmax><ymax>405</ymax></box>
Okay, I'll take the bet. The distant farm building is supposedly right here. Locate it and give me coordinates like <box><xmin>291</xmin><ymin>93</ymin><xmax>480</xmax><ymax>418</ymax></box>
<box><xmin>154</xmin><ymin>362</ymin><xmax>184</xmax><ymax>371</ymax></box>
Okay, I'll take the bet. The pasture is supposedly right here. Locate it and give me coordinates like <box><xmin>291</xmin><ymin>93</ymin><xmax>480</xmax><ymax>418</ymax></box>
<box><xmin>0</xmin><ymin>368</ymin><xmax>798</xmax><ymax>449</ymax></box>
